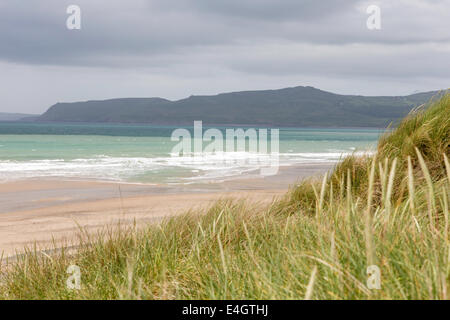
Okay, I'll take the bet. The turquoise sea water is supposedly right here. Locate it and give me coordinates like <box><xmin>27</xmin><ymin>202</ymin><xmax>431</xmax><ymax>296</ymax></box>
<box><xmin>0</xmin><ymin>122</ymin><xmax>382</xmax><ymax>183</ymax></box>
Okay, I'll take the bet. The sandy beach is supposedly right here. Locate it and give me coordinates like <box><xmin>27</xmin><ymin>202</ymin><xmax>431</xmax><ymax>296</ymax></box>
<box><xmin>0</xmin><ymin>163</ymin><xmax>332</xmax><ymax>259</ymax></box>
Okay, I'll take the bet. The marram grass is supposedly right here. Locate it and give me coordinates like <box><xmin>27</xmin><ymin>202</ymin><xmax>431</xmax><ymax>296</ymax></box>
<box><xmin>0</xmin><ymin>94</ymin><xmax>449</xmax><ymax>300</ymax></box>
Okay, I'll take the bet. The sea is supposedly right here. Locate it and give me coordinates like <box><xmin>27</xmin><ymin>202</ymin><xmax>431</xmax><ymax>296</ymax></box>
<box><xmin>0</xmin><ymin>122</ymin><xmax>382</xmax><ymax>184</ymax></box>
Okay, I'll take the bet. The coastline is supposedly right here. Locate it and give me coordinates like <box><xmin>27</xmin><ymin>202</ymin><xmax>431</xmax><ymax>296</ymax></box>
<box><xmin>0</xmin><ymin>163</ymin><xmax>333</xmax><ymax>259</ymax></box>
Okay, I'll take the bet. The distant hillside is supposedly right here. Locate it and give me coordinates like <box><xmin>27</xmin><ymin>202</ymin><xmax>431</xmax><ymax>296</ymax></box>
<box><xmin>37</xmin><ymin>86</ymin><xmax>444</xmax><ymax>127</ymax></box>
<box><xmin>0</xmin><ymin>112</ymin><xmax>37</xmax><ymax>121</ymax></box>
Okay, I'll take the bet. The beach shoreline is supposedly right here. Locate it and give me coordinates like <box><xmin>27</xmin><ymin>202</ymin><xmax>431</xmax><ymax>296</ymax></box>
<box><xmin>0</xmin><ymin>162</ymin><xmax>333</xmax><ymax>259</ymax></box>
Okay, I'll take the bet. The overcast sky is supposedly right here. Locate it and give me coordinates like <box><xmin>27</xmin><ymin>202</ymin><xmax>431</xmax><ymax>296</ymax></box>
<box><xmin>0</xmin><ymin>0</ymin><xmax>449</xmax><ymax>114</ymax></box>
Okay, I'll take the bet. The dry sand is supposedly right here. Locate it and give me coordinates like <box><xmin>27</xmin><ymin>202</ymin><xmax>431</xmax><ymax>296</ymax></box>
<box><xmin>0</xmin><ymin>163</ymin><xmax>333</xmax><ymax>259</ymax></box>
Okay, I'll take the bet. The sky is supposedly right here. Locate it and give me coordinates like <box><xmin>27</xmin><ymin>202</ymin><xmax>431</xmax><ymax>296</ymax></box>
<box><xmin>0</xmin><ymin>0</ymin><xmax>449</xmax><ymax>114</ymax></box>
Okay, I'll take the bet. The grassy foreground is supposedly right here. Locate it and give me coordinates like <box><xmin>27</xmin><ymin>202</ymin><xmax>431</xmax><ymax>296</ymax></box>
<box><xmin>0</xmin><ymin>94</ymin><xmax>449</xmax><ymax>300</ymax></box>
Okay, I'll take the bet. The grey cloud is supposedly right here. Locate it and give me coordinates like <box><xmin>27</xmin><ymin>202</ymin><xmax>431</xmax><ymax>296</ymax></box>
<box><xmin>153</xmin><ymin>0</ymin><xmax>359</xmax><ymax>21</ymax></box>
<box><xmin>223</xmin><ymin>43</ymin><xmax>450</xmax><ymax>78</ymax></box>
<box><xmin>0</xmin><ymin>0</ymin><xmax>449</xmax><ymax>67</ymax></box>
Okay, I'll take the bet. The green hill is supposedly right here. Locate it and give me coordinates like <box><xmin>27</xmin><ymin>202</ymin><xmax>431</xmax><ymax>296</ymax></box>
<box><xmin>37</xmin><ymin>86</ymin><xmax>443</xmax><ymax>127</ymax></box>
<box><xmin>0</xmin><ymin>112</ymin><xmax>36</xmax><ymax>121</ymax></box>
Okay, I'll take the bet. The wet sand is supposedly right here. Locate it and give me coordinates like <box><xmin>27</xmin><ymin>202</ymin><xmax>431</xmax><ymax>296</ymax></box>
<box><xmin>0</xmin><ymin>163</ymin><xmax>333</xmax><ymax>259</ymax></box>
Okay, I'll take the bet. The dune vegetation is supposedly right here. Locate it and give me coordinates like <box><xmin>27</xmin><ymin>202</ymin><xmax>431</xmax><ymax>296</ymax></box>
<box><xmin>0</xmin><ymin>94</ymin><xmax>449</xmax><ymax>300</ymax></box>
